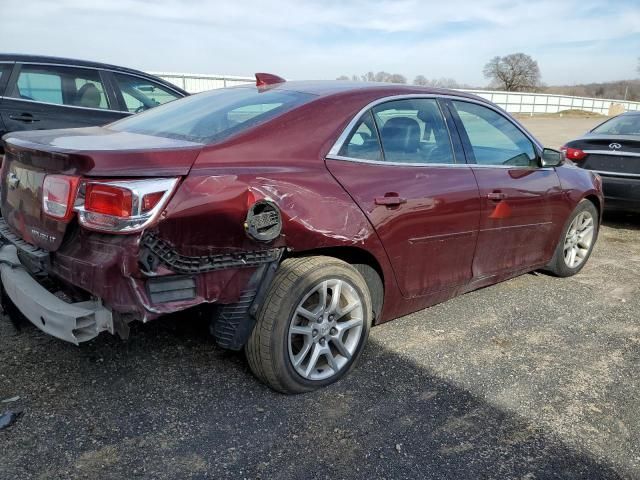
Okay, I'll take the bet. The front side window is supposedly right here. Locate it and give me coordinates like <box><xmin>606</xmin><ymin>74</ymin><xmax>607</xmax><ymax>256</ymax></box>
<box><xmin>10</xmin><ymin>65</ymin><xmax>109</xmax><ymax>109</ymax></box>
<box><xmin>372</xmin><ymin>98</ymin><xmax>454</xmax><ymax>164</ymax></box>
<box><xmin>338</xmin><ymin>111</ymin><xmax>382</xmax><ymax>161</ymax></box>
<box><xmin>452</xmin><ymin>101</ymin><xmax>536</xmax><ymax>167</ymax></box>
<box><xmin>109</xmin><ymin>87</ymin><xmax>314</xmax><ymax>143</ymax></box>
<box><xmin>592</xmin><ymin>114</ymin><xmax>640</xmax><ymax>136</ymax></box>
<box><xmin>113</xmin><ymin>73</ymin><xmax>181</xmax><ymax>113</ymax></box>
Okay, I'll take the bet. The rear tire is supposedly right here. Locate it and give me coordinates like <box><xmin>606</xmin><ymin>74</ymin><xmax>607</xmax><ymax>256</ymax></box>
<box><xmin>245</xmin><ymin>256</ymin><xmax>372</xmax><ymax>394</ymax></box>
<box><xmin>546</xmin><ymin>200</ymin><xmax>599</xmax><ymax>277</ymax></box>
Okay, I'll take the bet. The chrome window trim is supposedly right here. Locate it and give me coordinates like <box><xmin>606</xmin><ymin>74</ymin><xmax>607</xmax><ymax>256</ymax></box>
<box><xmin>0</xmin><ymin>95</ymin><xmax>127</xmax><ymax>114</ymax></box>
<box><xmin>469</xmin><ymin>164</ymin><xmax>553</xmax><ymax>171</ymax></box>
<box><xmin>16</xmin><ymin>61</ymin><xmax>185</xmax><ymax>95</ymax></box>
<box><xmin>591</xmin><ymin>169</ymin><xmax>640</xmax><ymax>178</ymax></box>
<box><xmin>326</xmin><ymin>153</ymin><xmax>470</xmax><ymax>168</ymax></box>
<box><xmin>326</xmin><ymin>153</ymin><xmax>554</xmax><ymax>170</ymax></box>
<box><xmin>584</xmin><ymin>149</ymin><xmax>640</xmax><ymax>158</ymax></box>
<box><xmin>327</xmin><ymin>93</ymin><xmax>544</xmax><ymax>163</ymax></box>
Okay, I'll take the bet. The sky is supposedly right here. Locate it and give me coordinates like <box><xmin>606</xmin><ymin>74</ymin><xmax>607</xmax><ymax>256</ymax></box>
<box><xmin>1</xmin><ymin>0</ymin><xmax>639</xmax><ymax>86</ymax></box>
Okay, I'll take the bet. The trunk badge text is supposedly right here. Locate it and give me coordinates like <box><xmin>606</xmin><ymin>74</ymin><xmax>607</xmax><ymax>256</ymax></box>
<box><xmin>31</xmin><ymin>228</ymin><xmax>57</xmax><ymax>244</ymax></box>
<box><xmin>7</xmin><ymin>173</ymin><xmax>20</xmax><ymax>190</ymax></box>
<box><xmin>609</xmin><ymin>143</ymin><xmax>622</xmax><ymax>150</ymax></box>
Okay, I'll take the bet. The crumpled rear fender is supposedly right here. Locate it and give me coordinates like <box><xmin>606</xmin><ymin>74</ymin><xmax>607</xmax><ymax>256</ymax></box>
<box><xmin>155</xmin><ymin>164</ymin><xmax>396</xmax><ymax>315</ymax></box>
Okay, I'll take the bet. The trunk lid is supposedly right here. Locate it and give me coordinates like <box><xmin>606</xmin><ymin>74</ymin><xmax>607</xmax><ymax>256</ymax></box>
<box><xmin>572</xmin><ymin>134</ymin><xmax>640</xmax><ymax>175</ymax></box>
<box><xmin>1</xmin><ymin>127</ymin><xmax>203</xmax><ymax>251</ymax></box>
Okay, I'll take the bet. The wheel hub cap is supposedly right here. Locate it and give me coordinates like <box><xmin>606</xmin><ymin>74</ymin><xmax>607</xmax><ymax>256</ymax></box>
<box><xmin>288</xmin><ymin>278</ymin><xmax>364</xmax><ymax>381</ymax></box>
<box><xmin>563</xmin><ymin>210</ymin><xmax>595</xmax><ymax>269</ymax></box>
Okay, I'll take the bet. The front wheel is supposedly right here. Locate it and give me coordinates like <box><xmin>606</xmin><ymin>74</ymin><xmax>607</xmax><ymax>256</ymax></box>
<box><xmin>245</xmin><ymin>256</ymin><xmax>372</xmax><ymax>394</ymax></box>
<box><xmin>546</xmin><ymin>199</ymin><xmax>599</xmax><ymax>277</ymax></box>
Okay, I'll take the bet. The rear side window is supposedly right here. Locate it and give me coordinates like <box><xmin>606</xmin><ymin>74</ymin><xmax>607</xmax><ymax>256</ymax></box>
<box><xmin>10</xmin><ymin>65</ymin><xmax>110</xmax><ymax>109</ymax></box>
<box><xmin>113</xmin><ymin>73</ymin><xmax>181</xmax><ymax>113</ymax></box>
<box><xmin>452</xmin><ymin>101</ymin><xmax>536</xmax><ymax>167</ymax></box>
<box><xmin>372</xmin><ymin>98</ymin><xmax>454</xmax><ymax>164</ymax></box>
<box><xmin>109</xmin><ymin>87</ymin><xmax>314</xmax><ymax>143</ymax></box>
<box><xmin>0</xmin><ymin>64</ymin><xmax>12</xmax><ymax>91</ymax></box>
<box><xmin>592</xmin><ymin>114</ymin><xmax>640</xmax><ymax>135</ymax></box>
<box><xmin>338</xmin><ymin>111</ymin><xmax>382</xmax><ymax>161</ymax></box>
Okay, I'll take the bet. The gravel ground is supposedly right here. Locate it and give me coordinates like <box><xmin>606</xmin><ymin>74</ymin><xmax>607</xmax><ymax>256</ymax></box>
<box><xmin>517</xmin><ymin>114</ymin><xmax>605</xmax><ymax>149</ymax></box>
<box><xmin>1</xmin><ymin>117</ymin><xmax>639</xmax><ymax>479</ymax></box>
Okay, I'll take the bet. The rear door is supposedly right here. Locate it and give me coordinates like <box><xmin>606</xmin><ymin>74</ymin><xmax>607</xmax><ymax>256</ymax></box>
<box><xmin>326</xmin><ymin>97</ymin><xmax>481</xmax><ymax>298</ymax></box>
<box><xmin>1</xmin><ymin>63</ymin><xmax>124</xmax><ymax>135</ymax></box>
<box><xmin>447</xmin><ymin>99</ymin><xmax>565</xmax><ymax>278</ymax></box>
<box><xmin>0</xmin><ymin>62</ymin><xmax>15</xmax><ymax>138</ymax></box>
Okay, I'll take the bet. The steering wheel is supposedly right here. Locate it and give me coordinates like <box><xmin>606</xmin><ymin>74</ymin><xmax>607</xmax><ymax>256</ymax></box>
<box><xmin>134</xmin><ymin>105</ymin><xmax>148</xmax><ymax>114</ymax></box>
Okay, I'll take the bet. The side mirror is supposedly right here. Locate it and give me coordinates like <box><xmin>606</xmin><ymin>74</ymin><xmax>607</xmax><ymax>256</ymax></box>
<box><xmin>540</xmin><ymin>148</ymin><xmax>563</xmax><ymax>167</ymax></box>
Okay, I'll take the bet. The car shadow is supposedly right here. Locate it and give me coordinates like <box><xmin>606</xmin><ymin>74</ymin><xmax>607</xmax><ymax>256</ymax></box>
<box><xmin>0</xmin><ymin>311</ymin><xmax>627</xmax><ymax>480</ymax></box>
<box><xmin>602</xmin><ymin>211</ymin><xmax>640</xmax><ymax>231</ymax></box>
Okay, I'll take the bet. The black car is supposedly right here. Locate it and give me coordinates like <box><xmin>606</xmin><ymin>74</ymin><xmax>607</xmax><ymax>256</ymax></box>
<box><xmin>0</xmin><ymin>54</ymin><xmax>187</xmax><ymax>153</ymax></box>
<box><xmin>562</xmin><ymin>111</ymin><xmax>640</xmax><ymax>212</ymax></box>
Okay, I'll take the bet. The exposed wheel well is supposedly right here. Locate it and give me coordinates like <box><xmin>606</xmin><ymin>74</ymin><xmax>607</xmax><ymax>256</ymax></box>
<box><xmin>584</xmin><ymin>194</ymin><xmax>601</xmax><ymax>216</ymax></box>
<box><xmin>285</xmin><ymin>247</ymin><xmax>385</xmax><ymax>321</ymax></box>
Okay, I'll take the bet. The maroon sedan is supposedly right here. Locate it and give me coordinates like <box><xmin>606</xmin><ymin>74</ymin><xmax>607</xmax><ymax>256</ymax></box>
<box><xmin>0</xmin><ymin>75</ymin><xmax>602</xmax><ymax>393</ymax></box>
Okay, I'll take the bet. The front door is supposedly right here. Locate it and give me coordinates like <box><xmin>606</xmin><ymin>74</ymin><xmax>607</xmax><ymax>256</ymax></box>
<box><xmin>326</xmin><ymin>98</ymin><xmax>481</xmax><ymax>298</ymax></box>
<box><xmin>447</xmin><ymin>99</ymin><xmax>565</xmax><ymax>278</ymax></box>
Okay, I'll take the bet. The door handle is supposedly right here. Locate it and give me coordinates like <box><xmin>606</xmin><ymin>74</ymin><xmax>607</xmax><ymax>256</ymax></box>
<box><xmin>9</xmin><ymin>114</ymin><xmax>40</xmax><ymax>123</ymax></box>
<box><xmin>375</xmin><ymin>194</ymin><xmax>407</xmax><ymax>206</ymax></box>
<box><xmin>487</xmin><ymin>191</ymin><xmax>507</xmax><ymax>201</ymax></box>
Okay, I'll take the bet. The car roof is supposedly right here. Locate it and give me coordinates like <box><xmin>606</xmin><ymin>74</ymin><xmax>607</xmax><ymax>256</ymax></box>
<box><xmin>0</xmin><ymin>53</ymin><xmax>188</xmax><ymax>95</ymax></box>
<box><xmin>268</xmin><ymin>80</ymin><xmax>484</xmax><ymax>102</ymax></box>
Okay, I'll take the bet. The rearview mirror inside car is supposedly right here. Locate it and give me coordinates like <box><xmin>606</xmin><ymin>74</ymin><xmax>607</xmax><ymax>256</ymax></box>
<box><xmin>541</xmin><ymin>148</ymin><xmax>563</xmax><ymax>167</ymax></box>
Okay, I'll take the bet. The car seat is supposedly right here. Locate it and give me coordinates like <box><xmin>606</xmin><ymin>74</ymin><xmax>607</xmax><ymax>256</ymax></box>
<box><xmin>76</xmin><ymin>83</ymin><xmax>101</xmax><ymax>109</ymax></box>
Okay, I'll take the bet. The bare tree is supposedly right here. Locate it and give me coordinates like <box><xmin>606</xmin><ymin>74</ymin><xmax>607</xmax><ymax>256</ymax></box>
<box><xmin>413</xmin><ymin>75</ymin><xmax>429</xmax><ymax>86</ymax></box>
<box><xmin>413</xmin><ymin>75</ymin><xmax>459</xmax><ymax>88</ymax></box>
<box><xmin>430</xmin><ymin>77</ymin><xmax>460</xmax><ymax>89</ymax></box>
<box><xmin>373</xmin><ymin>71</ymin><xmax>392</xmax><ymax>82</ymax></box>
<box><xmin>361</xmin><ymin>72</ymin><xmax>376</xmax><ymax>82</ymax></box>
<box><xmin>483</xmin><ymin>53</ymin><xmax>541</xmax><ymax>91</ymax></box>
<box><xmin>338</xmin><ymin>71</ymin><xmax>408</xmax><ymax>84</ymax></box>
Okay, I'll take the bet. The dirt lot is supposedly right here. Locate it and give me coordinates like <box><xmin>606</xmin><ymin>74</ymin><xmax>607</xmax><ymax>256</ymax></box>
<box><xmin>517</xmin><ymin>113</ymin><xmax>606</xmax><ymax>149</ymax></box>
<box><xmin>1</xmin><ymin>116</ymin><xmax>639</xmax><ymax>480</ymax></box>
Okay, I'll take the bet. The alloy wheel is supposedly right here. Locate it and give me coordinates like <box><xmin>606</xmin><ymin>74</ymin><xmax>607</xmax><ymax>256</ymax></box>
<box><xmin>288</xmin><ymin>278</ymin><xmax>364</xmax><ymax>381</ymax></box>
<box><xmin>563</xmin><ymin>211</ymin><xmax>595</xmax><ymax>269</ymax></box>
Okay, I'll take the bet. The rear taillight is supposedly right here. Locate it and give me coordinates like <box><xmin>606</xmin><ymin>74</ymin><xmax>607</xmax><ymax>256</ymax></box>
<box><xmin>42</xmin><ymin>175</ymin><xmax>81</xmax><ymax>222</ymax></box>
<box><xmin>76</xmin><ymin>178</ymin><xmax>178</xmax><ymax>233</ymax></box>
<box><xmin>85</xmin><ymin>184</ymin><xmax>133</xmax><ymax>217</ymax></box>
<box><xmin>561</xmin><ymin>146</ymin><xmax>587</xmax><ymax>161</ymax></box>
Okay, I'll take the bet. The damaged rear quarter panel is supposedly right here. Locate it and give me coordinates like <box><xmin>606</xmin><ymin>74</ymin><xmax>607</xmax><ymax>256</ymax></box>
<box><xmin>154</xmin><ymin>95</ymin><xmax>399</xmax><ymax>317</ymax></box>
<box><xmin>158</xmin><ymin>164</ymin><xmax>386</xmax><ymax>265</ymax></box>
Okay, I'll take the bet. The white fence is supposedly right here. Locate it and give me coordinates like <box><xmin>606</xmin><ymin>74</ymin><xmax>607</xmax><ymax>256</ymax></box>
<box><xmin>153</xmin><ymin>72</ymin><xmax>640</xmax><ymax>116</ymax></box>
<box><xmin>152</xmin><ymin>72</ymin><xmax>253</xmax><ymax>93</ymax></box>
<box><xmin>460</xmin><ymin>89</ymin><xmax>640</xmax><ymax>115</ymax></box>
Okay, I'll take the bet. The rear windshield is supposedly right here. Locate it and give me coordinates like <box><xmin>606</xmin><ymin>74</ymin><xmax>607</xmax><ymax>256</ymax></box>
<box><xmin>108</xmin><ymin>87</ymin><xmax>314</xmax><ymax>144</ymax></box>
<box><xmin>592</xmin><ymin>114</ymin><xmax>640</xmax><ymax>135</ymax></box>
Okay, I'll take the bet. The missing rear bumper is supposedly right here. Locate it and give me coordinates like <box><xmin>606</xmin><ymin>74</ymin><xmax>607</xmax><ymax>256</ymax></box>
<box><xmin>0</xmin><ymin>245</ymin><xmax>114</xmax><ymax>345</ymax></box>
